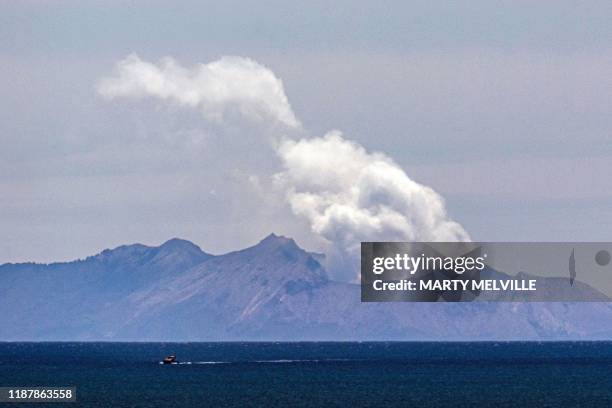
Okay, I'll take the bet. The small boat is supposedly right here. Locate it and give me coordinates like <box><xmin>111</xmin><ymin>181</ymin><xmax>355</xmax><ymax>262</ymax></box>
<box><xmin>162</xmin><ymin>354</ymin><xmax>177</xmax><ymax>364</ymax></box>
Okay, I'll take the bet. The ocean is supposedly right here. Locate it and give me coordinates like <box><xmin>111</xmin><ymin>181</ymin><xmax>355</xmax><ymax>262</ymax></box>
<box><xmin>0</xmin><ymin>342</ymin><xmax>611</xmax><ymax>407</ymax></box>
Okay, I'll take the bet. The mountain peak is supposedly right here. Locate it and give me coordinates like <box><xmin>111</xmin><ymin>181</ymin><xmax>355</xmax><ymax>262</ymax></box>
<box><xmin>246</xmin><ymin>233</ymin><xmax>327</xmax><ymax>281</ymax></box>
<box><xmin>258</xmin><ymin>233</ymin><xmax>299</xmax><ymax>250</ymax></box>
<box><xmin>159</xmin><ymin>238</ymin><xmax>202</xmax><ymax>252</ymax></box>
<box><xmin>154</xmin><ymin>238</ymin><xmax>212</xmax><ymax>266</ymax></box>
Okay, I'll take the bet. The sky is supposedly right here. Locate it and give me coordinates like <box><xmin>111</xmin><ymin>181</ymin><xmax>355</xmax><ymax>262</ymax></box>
<box><xmin>2</xmin><ymin>0</ymin><xmax>612</xmax><ymax>269</ymax></box>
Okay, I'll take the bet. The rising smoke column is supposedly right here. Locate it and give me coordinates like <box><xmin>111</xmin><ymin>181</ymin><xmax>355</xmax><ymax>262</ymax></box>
<box><xmin>98</xmin><ymin>54</ymin><xmax>470</xmax><ymax>277</ymax></box>
<box><xmin>97</xmin><ymin>54</ymin><xmax>300</xmax><ymax>129</ymax></box>
<box><xmin>274</xmin><ymin>130</ymin><xmax>470</xmax><ymax>275</ymax></box>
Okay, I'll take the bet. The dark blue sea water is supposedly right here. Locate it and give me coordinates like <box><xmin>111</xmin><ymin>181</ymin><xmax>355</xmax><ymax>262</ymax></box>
<box><xmin>1</xmin><ymin>342</ymin><xmax>612</xmax><ymax>407</ymax></box>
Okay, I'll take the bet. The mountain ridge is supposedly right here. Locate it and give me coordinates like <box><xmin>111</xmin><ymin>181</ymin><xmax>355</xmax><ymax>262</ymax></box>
<box><xmin>1</xmin><ymin>234</ymin><xmax>612</xmax><ymax>341</ymax></box>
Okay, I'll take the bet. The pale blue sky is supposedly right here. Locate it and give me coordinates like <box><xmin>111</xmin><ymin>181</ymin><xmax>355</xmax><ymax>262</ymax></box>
<box><xmin>2</xmin><ymin>1</ymin><xmax>612</xmax><ymax>263</ymax></box>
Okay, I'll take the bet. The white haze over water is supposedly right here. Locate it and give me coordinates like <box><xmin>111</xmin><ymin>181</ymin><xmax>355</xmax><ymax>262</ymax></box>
<box><xmin>98</xmin><ymin>54</ymin><xmax>470</xmax><ymax>277</ymax></box>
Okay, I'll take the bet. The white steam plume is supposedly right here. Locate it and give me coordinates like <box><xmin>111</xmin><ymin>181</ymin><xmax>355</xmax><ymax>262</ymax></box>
<box><xmin>98</xmin><ymin>55</ymin><xmax>470</xmax><ymax>277</ymax></box>
<box><xmin>97</xmin><ymin>54</ymin><xmax>300</xmax><ymax>128</ymax></box>
<box><xmin>274</xmin><ymin>131</ymin><xmax>470</xmax><ymax>273</ymax></box>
